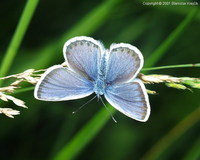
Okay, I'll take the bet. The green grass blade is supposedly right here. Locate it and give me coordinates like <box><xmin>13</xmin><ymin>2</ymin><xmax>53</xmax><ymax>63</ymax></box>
<box><xmin>53</xmin><ymin>106</ymin><xmax>115</xmax><ymax>160</ymax></box>
<box><xmin>142</xmin><ymin>63</ymin><xmax>200</xmax><ymax>71</ymax></box>
<box><xmin>144</xmin><ymin>8</ymin><xmax>198</xmax><ymax>68</ymax></box>
<box><xmin>115</xmin><ymin>15</ymin><xmax>150</xmax><ymax>42</ymax></box>
<box><xmin>0</xmin><ymin>0</ymin><xmax>39</xmax><ymax>83</ymax></box>
<box><xmin>141</xmin><ymin>107</ymin><xmax>200</xmax><ymax>160</ymax></box>
<box><xmin>183</xmin><ymin>136</ymin><xmax>200</xmax><ymax>160</ymax></box>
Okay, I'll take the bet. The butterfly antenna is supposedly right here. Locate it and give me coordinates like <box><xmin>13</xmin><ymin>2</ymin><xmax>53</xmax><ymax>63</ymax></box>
<box><xmin>99</xmin><ymin>96</ymin><xmax>117</xmax><ymax>123</ymax></box>
<box><xmin>72</xmin><ymin>95</ymin><xmax>97</xmax><ymax>114</ymax></box>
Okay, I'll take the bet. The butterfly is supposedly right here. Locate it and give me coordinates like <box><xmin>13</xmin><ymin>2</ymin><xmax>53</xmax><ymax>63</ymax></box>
<box><xmin>34</xmin><ymin>36</ymin><xmax>150</xmax><ymax>122</ymax></box>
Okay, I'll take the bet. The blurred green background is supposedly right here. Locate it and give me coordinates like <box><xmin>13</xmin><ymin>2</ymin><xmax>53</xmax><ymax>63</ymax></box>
<box><xmin>0</xmin><ymin>0</ymin><xmax>200</xmax><ymax>160</ymax></box>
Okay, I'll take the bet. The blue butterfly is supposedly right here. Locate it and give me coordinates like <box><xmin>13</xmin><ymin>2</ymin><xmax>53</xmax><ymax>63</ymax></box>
<box><xmin>34</xmin><ymin>36</ymin><xmax>150</xmax><ymax>122</ymax></box>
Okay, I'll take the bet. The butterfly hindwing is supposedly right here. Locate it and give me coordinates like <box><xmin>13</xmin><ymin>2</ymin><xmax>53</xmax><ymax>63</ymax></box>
<box><xmin>34</xmin><ymin>65</ymin><xmax>94</xmax><ymax>101</ymax></box>
<box><xmin>105</xmin><ymin>79</ymin><xmax>150</xmax><ymax>122</ymax></box>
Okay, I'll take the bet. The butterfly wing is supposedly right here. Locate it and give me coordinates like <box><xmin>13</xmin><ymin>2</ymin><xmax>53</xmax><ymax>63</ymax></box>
<box><xmin>106</xmin><ymin>43</ymin><xmax>143</xmax><ymax>84</ymax></box>
<box><xmin>63</xmin><ymin>36</ymin><xmax>104</xmax><ymax>81</ymax></box>
<box><xmin>105</xmin><ymin>80</ymin><xmax>150</xmax><ymax>122</ymax></box>
<box><xmin>34</xmin><ymin>65</ymin><xmax>94</xmax><ymax>101</ymax></box>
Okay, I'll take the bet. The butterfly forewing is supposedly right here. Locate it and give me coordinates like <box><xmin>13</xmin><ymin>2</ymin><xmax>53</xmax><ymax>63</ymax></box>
<box><xmin>106</xmin><ymin>43</ymin><xmax>144</xmax><ymax>85</ymax></box>
<box><xmin>105</xmin><ymin>80</ymin><xmax>150</xmax><ymax>122</ymax></box>
<box><xmin>63</xmin><ymin>36</ymin><xmax>103</xmax><ymax>81</ymax></box>
<box><xmin>34</xmin><ymin>65</ymin><xmax>94</xmax><ymax>101</ymax></box>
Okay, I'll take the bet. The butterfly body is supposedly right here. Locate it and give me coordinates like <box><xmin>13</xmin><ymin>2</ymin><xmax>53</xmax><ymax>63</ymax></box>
<box><xmin>94</xmin><ymin>51</ymin><xmax>108</xmax><ymax>97</ymax></box>
<box><xmin>34</xmin><ymin>36</ymin><xmax>151</xmax><ymax>122</ymax></box>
